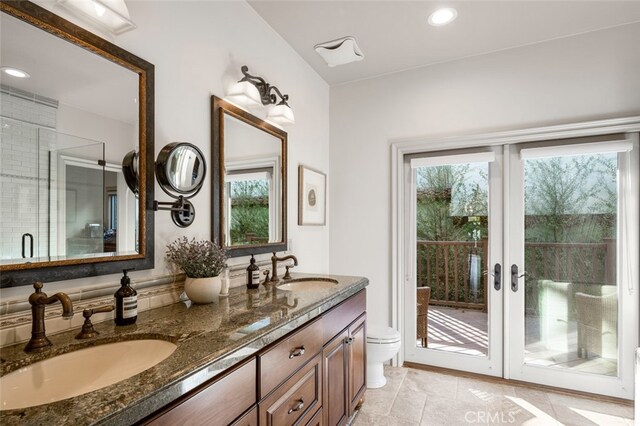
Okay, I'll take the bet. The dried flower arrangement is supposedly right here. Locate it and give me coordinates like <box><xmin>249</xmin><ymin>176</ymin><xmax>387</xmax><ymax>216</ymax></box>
<box><xmin>166</xmin><ymin>237</ymin><xmax>228</xmax><ymax>278</ymax></box>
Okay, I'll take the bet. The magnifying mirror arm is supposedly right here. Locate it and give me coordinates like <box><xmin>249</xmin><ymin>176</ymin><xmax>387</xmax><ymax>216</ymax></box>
<box><xmin>153</xmin><ymin>196</ymin><xmax>190</xmax><ymax>212</ymax></box>
<box><xmin>153</xmin><ymin>196</ymin><xmax>196</xmax><ymax>228</ymax></box>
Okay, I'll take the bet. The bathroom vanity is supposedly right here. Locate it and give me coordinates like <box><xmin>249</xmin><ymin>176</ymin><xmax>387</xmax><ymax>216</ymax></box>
<box><xmin>0</xmin><ymin>274</ymin><xmax>368</xmax><ymax>426</ymax></box>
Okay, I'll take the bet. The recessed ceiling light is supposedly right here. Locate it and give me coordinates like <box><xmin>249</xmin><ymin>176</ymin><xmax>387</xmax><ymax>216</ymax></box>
<box><xmin>428</xmin><ymin>8</ymin><xmax>457</xmax><ymax>26</ymax></box>
<box><xmin>1</xmin><ymin>67</ymin><xmax>30</xmax><ymax>78</ymax></box>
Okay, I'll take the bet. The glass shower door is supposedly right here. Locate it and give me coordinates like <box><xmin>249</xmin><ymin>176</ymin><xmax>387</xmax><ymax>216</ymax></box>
<box><xmin>47</xmin><ymin>131</ymin><xmax>105</xmax><ymax>259</ymax></box>
<box><xmin>0</xmin><ymin>117</ymin><xmax>42</xmax><ymax>264</ymax></box>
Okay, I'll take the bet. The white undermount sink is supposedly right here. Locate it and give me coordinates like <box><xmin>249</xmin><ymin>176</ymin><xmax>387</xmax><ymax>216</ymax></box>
<box><xmin>0</xmin><ymin>339</ymin><xmax>176</xmax><ymax>411</ymax></box>
<box><xmin>276</xmin><ymin>278</ymin><xmax>339</xmax><ymax>292</ymax></box>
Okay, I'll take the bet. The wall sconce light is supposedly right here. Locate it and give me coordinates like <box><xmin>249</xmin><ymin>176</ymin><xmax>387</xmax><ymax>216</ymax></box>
<box><xmin>227</xmin><ymin>65</ymin><xmax>295</xmax><ymax>125</ymax></box>
<box><xmin>56</xmin><ymin>0</ymin><xmax>136</xmax><ymax>35</ymax></box>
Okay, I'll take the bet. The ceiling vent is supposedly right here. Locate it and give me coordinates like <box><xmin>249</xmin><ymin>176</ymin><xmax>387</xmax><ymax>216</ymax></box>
<box><xmin>314</xmin><ymin>36</ymin><xmax>364</xmax><ymax>67</ymax></box>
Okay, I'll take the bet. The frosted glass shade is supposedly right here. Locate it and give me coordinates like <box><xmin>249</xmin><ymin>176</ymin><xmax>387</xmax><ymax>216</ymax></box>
<box><xmin>268</xmin><ymin>103</ymin><xmax>295</xmax><ymax>125</ymax></box>
<box><xmin>56</xmin><ymin>0</ymin><xmax>136</xmax><ymax>35</ymax></box>
<box><xmin>226</xmin><ymin>81</ymin><xmax>262</xmax><ymax>107</ymax></box>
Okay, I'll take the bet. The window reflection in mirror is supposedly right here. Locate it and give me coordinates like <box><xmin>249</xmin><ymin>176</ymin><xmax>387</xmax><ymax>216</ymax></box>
<box><xmin>226</xmin><ymin>169</ymin><xmax>272</xmax><ymax>245</ymax></box>
<box><xmin>222</xmin><ymin>114</ymin><xmax>282</xmax><ymax>247</ymax></box>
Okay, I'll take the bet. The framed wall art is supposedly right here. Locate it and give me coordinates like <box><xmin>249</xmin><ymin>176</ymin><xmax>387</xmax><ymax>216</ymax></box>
<box><xmin>298</xmin><ymin>165</ymin><xmax>326</xmax><ymax>226</ymax></box>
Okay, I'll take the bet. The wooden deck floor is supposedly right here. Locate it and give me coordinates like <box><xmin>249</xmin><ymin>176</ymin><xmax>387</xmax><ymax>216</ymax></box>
<box><xmin>419</xmin><ymin>306</ymin><xmax>617</xmax><ymax>376</ymax></box>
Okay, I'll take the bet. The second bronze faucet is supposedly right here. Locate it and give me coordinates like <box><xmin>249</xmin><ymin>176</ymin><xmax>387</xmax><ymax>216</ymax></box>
<box><xmin>270</xmin><ymin>252</ymin><xmax>298</xmax><ymax>282</ymax></box>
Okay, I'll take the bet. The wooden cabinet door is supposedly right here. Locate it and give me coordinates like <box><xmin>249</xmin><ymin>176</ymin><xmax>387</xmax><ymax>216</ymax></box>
<box><xmin>322</xmin><ymin>329</ymin><xmax>349</xmax><ymax>426</ymax></box>
<box><xmin>348</xmin><ymin>314</ymin><xmax>366</xmax><ymax>414</ymax></box>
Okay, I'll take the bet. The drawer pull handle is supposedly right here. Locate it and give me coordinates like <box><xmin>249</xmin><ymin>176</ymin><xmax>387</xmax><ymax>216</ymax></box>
<box><xmin>289</xmin><ymin>346</ymin><xmax>305</xmax><ymax>359</ymax></box>
<box><xmin>288</xmin><ymin>398</ymin><xmax>305</xmax><ymax>414</ymax></box>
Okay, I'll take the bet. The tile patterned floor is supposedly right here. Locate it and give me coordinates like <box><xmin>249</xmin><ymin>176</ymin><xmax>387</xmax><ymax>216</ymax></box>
<box><xmin>352</xmin><ymin>366</ymin><xmax>634</xmax><ymax>426</ymax></box>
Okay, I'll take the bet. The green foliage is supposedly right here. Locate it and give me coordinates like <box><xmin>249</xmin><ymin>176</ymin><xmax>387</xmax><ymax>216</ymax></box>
<box><xmin>416</xmin><ymin>164</ymin><xmax>488</xmax><ymax>241</ymax></box>
<box><xmin>524</xmin><ymin>155</ymin><xmax>617</xmax><ymax>243</ymax></box>
<box><xmin>229</xmin><ymin>180</ymin><xmax>270</xmax><ymax>245</ymax></box>
<box><xmin>165</xmin><ymin>237</ymin><xmax>228</xmax><ymax>278</ymax></box>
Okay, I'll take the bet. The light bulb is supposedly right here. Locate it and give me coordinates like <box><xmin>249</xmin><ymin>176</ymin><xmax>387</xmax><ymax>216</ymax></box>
<box><xmin>1</xmin><ymin>67</ymin><xmax>30</xmax><ymax>78</ymax></box>
<box><xmin>428</xmin><ymin>8</ymin><xmax>457</xmax><ymax>26</ymax></box>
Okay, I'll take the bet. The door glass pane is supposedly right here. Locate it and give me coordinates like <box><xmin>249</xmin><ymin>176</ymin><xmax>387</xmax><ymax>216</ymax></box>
<box><xmin>523</xmin><ymin>152</ymin><xmax>618</xmax><ymax>376</ymax></box>
<box><xmin>415</xmin><ymin>162</ymin><xmax>489</xmax><ymax>356</ymax></box>
<box><xmin>54</xmin><ymin>139</ymin><xmax>105</xmax><ymax>259</ymax></box>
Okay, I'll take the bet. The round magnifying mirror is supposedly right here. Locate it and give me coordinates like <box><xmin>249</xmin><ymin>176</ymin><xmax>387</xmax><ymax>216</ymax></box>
<box><xmin>156</xmin><ymin>142</ymin><xmax>206</xmax><ymax>197</ymax></box>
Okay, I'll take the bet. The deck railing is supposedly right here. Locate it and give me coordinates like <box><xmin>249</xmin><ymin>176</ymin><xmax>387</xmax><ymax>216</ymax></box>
<box><xmin>416</xmin><ymin>239</ymin><xmax>614</xmax><ymax>313</ymax></box>
<box><xmin>417</xmin><ymin>240</ymin><xmax>489</xmax><ymax>311</ymax></box>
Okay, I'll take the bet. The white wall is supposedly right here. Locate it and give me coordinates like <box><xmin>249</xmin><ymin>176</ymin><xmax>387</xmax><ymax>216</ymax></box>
<box><xmin>57</xmin><ymin>103</ymin><xmax>136</xmax><ymax>165</ymax></box>
<box><xmin>2</xmin><ymin>0</ymin><xmax>329</xmax><ymax>299</ymax></box>
<box><xmin>329</xmin><ymin>23</ymin><xmax>640</xmax><ymax>327</ymax></box>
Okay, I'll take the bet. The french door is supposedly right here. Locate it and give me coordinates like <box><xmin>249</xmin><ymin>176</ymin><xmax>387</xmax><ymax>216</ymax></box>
<box><xmin>403</xmin><ymin>146</ymin><xmax>504</xmax><ymax>377</ymax></box>
<box><xmin>403</xmin><ymin>137</ymin><xmax>639</xmax><ymax>398</ymax></box>
<box><xmin>506</xmin><ymin>139</ymin><xmax>639</xmax><ymax>399</ymax></box>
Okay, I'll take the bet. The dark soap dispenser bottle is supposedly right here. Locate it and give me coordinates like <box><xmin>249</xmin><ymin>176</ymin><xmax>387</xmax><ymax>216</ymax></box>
<box><xmin>246</xmin><ymin>255</ymin><xmax>260</xmax><ymax>289</ymax></box>
<box><xmin>115</xmin><ymin>268</ymin><xmax>138</xmax><ymax>325</ymax></box>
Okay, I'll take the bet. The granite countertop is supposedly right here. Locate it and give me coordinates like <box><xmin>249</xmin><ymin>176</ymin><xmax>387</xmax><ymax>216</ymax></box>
<box><xmin>0</xmin><ymin>273</ymin><xmax>368</xmax><ymax>425</ymax></box>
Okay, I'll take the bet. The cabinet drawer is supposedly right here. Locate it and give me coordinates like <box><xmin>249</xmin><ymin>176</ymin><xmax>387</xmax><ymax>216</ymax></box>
<box><xmin>148</xmin><ymin>357</ymin><xmax>256</xmax><ymax>426</ymax></box>
<box><xmin>260</xmin><ymin>317</ymin><xmax>324</xmax><ymax>397</ymax></box>
<box><xmin>232</xmin><ymin>406</ymin><xmax>258</xmax><ymax>426</ymax></box>
<box><xmin>322</xmin><ymin>290</ymin><xmax>366</xmax><ymax>343</ymax></box>
<box><xmin>306</xmin><ymin>407</ymin><xmax>323</xmax><ymax>426</ymax></box>
<box><xmin>259</xmin><ymin>354</ymin><xmax>323</xmax><ymax>426</ymax></box>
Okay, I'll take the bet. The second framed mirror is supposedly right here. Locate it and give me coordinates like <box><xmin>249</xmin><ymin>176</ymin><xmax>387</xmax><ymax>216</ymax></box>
<box><xmin>211</xmin><ymin>96</ymin><xmax>287</xmax><ymax>257</ymax></box>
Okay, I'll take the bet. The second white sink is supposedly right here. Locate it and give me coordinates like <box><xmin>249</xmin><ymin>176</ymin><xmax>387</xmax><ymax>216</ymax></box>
<box><xmin>277</xmin><ymin>278</ymin><xmax>338</xmax><ymax>292</ymax></box>
<box><xmin>0</xmin><ymin>339</ymin><xmax>176</xmax><ymax>411</ymax></box>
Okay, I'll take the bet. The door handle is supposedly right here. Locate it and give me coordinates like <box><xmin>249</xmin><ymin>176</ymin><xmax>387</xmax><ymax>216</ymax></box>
<box><xmin>493</xmin><ymin>263</ymin><xmax>501</xmax><ymax>291</ymax></box>
<box><xmin>511</xmin><ymin>264</ymin><xmax>526</xmax><ymax>292</ymax></box>
<box><xmin>22</xmin><ymin>233</ymin><xmax>34</xmax><ymax>259</ymax></box>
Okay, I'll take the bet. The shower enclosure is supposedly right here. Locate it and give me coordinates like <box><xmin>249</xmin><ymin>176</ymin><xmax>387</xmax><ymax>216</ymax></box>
<box><xmin>0</xmin><ymin>116</ymin><xmax>119</xmax><ymax>264</ymax></box>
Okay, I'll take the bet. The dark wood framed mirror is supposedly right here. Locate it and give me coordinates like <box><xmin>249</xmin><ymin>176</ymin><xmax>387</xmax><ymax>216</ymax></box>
<box><xmin>211</xmin><ymin>96</ymin><xmax>287</xmax><ymax>257</ymax></box>
<box><xmin>0</xmin><ymin>1</ymin><xmax>154</xmax><ymax>287</ymax></box>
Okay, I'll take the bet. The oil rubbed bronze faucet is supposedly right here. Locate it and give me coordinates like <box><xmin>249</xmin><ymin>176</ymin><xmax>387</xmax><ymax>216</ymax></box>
<box><xmin>25</xmin><ymin>281</ymin><xmax>74</xmax><ymax>353</ymax></box>
<box><xmin>270</xmin><ymin>252</ymin><xmax>298</xmax><ymax>282</ymax></box>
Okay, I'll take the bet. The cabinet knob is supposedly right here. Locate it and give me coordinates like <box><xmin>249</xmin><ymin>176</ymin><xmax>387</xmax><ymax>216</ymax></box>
<box><xmin>345</xmin><ymin>337</ymin><xmax>354</xmax><ymax>345</ymax></box>
<box><xmin>288</xmin><ymin>346</ymin><xmax>305</xmax><ymax>359</ymax></box>
<box><xmin>287</xmin><ymin>398</ymin><xmax>304</xmax><ymax>414</ymax></box>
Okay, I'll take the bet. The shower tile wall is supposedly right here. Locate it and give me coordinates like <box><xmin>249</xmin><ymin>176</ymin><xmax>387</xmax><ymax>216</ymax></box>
<box><xmin>0</xmin><ymin>90</ymin><xmax>57</xmax><ymax>262</ymax></box>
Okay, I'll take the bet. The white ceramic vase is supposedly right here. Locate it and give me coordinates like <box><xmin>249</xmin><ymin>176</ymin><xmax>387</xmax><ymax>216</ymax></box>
<box><xmin>184</xmin><ymin>276</ymin><xmax>222</xmax><ymax>304</ymax></box>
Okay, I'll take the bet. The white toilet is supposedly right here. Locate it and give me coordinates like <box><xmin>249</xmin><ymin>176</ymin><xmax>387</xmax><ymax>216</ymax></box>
<box><xmin>366</xmin><ymin>325</ymin><xmax>401</xmax><ymax>388</ymax></box>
